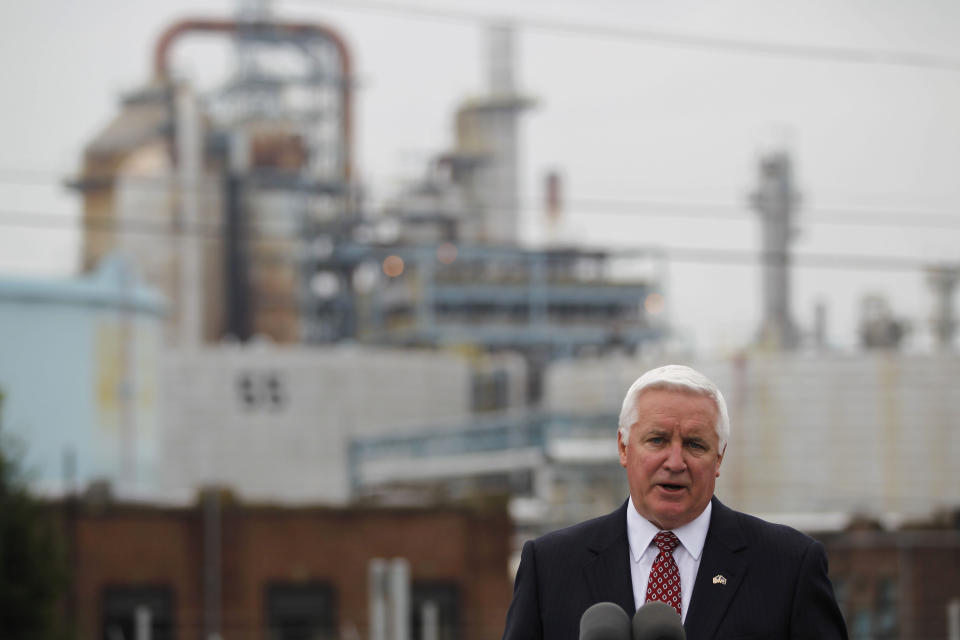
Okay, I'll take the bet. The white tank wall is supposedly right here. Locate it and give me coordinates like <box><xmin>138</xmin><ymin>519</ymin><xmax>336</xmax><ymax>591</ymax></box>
<box><xmin>159</xmin><ymin>344</ymin><xmax>473</xmax><ymax>504</ymax></box>
<box><xmin>544</xmin><ymin>353</ymin><xmax>960</xmax><ymax>521</ymax></box>
<box><xmin>0</xmin><ymin>256</ymin><xmax>165</xmax><ymax>496</ymax></box>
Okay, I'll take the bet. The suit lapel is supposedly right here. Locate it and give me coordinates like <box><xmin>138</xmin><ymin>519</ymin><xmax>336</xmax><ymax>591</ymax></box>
<box><xmin>683</xmin><ymin>498</ymin><xmax>748</xmax><ymax>640</ymax></box>
<box><xmin>583</xmin><ymin>500</ymin><xmax>636</xmax><ymax>615</ymax></box>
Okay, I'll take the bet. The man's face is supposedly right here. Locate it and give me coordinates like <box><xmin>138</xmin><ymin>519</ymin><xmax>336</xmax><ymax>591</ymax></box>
<box><xmin>618</xmin><ymin>388</ymin><xmax>723</xmax><ymax>530</ymax></box>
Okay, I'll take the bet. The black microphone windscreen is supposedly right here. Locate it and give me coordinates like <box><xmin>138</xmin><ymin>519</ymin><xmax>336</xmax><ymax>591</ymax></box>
<box><xmin>579</xmin><ymin>602</ymin><xmax>632</xmax><ymax>640</ymax></box>
<box><xmin>631</xmin><ymin>601</ymin><xmax>686</xmax><ymax>640</ymax></box>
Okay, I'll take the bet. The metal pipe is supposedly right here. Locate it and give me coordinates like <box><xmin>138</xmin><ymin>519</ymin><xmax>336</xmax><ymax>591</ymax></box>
<box><xmin>153</xmin><ymin>18</ymin><xmax>355</xmax><ymax>181</ymax></box>
<box><xmin>175</xmin><ymin>85</ymin><xmax>203</xmax><ymax>348</ymax></box>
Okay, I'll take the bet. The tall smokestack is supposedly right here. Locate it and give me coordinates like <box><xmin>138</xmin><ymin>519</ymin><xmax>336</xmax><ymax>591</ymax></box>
<box><xmin>750</xmin><ymin>147</ymin><xmax>800</xmax><ymax>350</ymax></box>
<box><xmin>927</xmin><ymin>264</ymin><xmax>959</xmax><ymax>350</ymax></box>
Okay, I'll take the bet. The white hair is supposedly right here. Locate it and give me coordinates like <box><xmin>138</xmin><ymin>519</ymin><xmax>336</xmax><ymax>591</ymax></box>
<box><xmin>617</xmin><ymin>364</ymin><xmax>730</xmax><ymax>453</ymax></box>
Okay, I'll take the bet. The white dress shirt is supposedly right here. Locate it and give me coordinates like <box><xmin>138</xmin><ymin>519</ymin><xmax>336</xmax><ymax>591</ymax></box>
<box><xmin>625</xmin><ymin>499</ymin><xmax>712</xmax><ymax>623</ymax></box>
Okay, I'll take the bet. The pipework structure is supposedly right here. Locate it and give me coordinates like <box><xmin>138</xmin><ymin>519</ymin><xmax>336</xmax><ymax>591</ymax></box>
<box><xmin>74</xmin><ymin>11</ymin><xmax>356</xmax><ymax>346</ymax></box>
<box><xmin>72</xmin><ymin>14</ymin><xmax>667</xmax><ymax>399</ymax></box>
<box><xmin>347</xmin><ymin>23</ymin><xmax>665</xmax><ymax>397</ymax></box>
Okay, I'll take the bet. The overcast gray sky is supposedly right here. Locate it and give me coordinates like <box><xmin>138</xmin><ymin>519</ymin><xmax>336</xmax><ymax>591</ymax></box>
<box><xmin>2</xmin><ymin>0</ymin><xmax>959</xmax><ymax>353</ymax></box>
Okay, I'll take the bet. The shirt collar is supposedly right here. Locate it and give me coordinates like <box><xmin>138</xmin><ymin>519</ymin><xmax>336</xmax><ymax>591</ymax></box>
<box><xmin>626</xmin><ymin>498</ymin><xmax>713</xmax><ymax>562</ymax></box>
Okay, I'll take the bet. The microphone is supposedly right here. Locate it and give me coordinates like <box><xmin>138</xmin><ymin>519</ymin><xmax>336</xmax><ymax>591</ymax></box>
<box><xmin>631</xmin><ymin>601</ymin><xmax>686</xmax><ymax>640</ymax></box>
<box><xmin>579</xmin><ymin>602</ymin><xmax>631</xmax><ymax>640</ymax></box>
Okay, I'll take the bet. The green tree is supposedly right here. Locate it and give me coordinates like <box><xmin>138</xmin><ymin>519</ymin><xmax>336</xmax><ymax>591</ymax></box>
<box><xmin>0</xmin><ymin>389</ymin><xmax>71</xmax><ymax>640</ymax></box>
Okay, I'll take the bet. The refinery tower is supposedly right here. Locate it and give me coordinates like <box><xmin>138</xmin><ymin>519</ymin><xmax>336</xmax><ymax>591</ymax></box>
<box><xmin>74</xmin><ymin>8</ymin><xmax>666</xmax><ymax>400</ymax></box>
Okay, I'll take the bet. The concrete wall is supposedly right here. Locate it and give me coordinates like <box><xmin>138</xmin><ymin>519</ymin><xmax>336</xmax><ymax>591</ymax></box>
<box><xmin>159</xmin><ymin>344</ymin><xmax>474</xmax><ymax>503</ymax></box>
<box><xmin>544</xmin><ymin>352</ymin><xmax>960</xmax><ymax>521</ymax></box>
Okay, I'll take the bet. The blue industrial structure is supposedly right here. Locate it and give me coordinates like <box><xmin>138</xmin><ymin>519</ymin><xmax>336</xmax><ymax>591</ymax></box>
<box><xmin>0</xmin><ymin>254</ymin><xmax>165</xmax><ymax>494</ymax></box>
<box><xmin>310</xmin><ymin>242</ymin><xmax>662</xmax><ymax>356</ymax></box>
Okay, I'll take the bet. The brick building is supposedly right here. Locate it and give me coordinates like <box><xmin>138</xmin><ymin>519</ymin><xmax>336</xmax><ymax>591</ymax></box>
<box><xmin>49</xmin><ymin>491</ymin><xmax>960</xmax><ymax>640</ymax></box>
<box><xmin>57</xmin><ymin>494</ymin><xmax>512</xmax><ymax>640</ymax></box>
<box><xmin>824</xmin><ymin>526</ymin><xmax>960</xmax><ymax>640</ymax></box>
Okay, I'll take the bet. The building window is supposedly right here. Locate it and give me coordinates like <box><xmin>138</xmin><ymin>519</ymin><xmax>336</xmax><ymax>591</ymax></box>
<box><xmin>839</xmin><ymin>574</ymin><xmax>898</xmax><ymax>640</ymax></box>
<box><xmin>237</xmin><ymin>371</ymin><xmax>287</xmax><ymax>411</ymax></box>
<box><xmin>101</xmin><ymin>584</ymin><xmax>174</xmax><ymax>640</ymax></box>
<box><xmin>265</xmin><ymin>582</ymin><xmax>337</xmax><ymax>640</ymax></box>
<box><xmin>873</xmin><ymin>577</ymin><xmax>898</xmax><ymax>640</ymax></box>
<box><xmin>411</xmin><ymin>582</ymin><xmax>460</xmax><ymax>640</ymax></box>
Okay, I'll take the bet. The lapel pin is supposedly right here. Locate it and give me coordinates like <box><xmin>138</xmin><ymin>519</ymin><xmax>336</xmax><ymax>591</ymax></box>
<box><xmin>712</xmin><ymin>574</ymin><xmax>727</xmax><ymax>585</ymax></box>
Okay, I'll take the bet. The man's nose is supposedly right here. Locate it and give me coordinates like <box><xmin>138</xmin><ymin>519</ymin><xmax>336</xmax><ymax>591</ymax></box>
<box><xmin>663</xmin><ymin>442</ymin><xmax>686</xmax><ymax>471</ymax></box>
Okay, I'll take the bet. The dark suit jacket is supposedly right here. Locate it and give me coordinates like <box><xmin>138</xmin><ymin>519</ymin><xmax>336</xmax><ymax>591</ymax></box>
<box><xmin>502</xmin><ymin>497</ymin><xmax>847</xmax><ymax>640</ymax></box>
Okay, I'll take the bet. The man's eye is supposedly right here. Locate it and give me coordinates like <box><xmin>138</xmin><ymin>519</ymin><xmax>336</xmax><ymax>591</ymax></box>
<box><xmin>648</xmin><ymin>437</ymin><xmax>665</xmax><ymax>444</ymax></box>
<box><xmin>687</xmin><ymin>441</ymin><xmax>706</xmax><ymax>451</ymax></box>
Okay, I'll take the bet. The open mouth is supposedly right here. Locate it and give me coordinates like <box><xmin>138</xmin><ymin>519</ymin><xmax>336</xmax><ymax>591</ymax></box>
<box><xmin>658</xmin><ymin>483</ymin><xmax>686</xmax><ymax>492</ymax></box>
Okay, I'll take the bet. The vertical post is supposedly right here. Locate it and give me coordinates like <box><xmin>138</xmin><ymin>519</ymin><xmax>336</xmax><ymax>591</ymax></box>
<box><xmin>370</xmin><ymin>557</ymin><xmax>411</xmax><ymax>640</ymax></box>
<box><xmin>369</xmin><ymin>559</ymin><xmax>388</xmax><ymax>640</ymax></box>
<box><xmin>176</xmin><ymin>84</ymin><xmax>203</xmax><ymax>348</ymax></box>
<box><xmin>135</xmin><ymin>606</ymin><xmax>152</xmax><ymax>640</ymax></box>
<box><xmin>420</xmin><ymin>601</ymin><xmax>439</xmax><ymax>640</ymax></box>
<box><xmin>203</xmin><ymin>490</ymin><xmax>222</xmax><ymax>640</ymax></box>
<box><xmin>389</xmin><ymin>558</ymin><xmax>411</xmax><ymax>640</ymax></box>
<box><xmin>948</xmin><ymin>598</ymin><xmax>960</xmax><ymax>640</ymax></box>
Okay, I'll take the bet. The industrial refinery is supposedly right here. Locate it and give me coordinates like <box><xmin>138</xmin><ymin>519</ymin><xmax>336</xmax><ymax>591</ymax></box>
<box><xmin>1</xmin><ymin>2</ymin><xmax>959</xmax><ymax>639</ymax></box>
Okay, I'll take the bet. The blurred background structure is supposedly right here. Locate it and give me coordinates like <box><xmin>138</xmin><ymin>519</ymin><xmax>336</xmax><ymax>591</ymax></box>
<box><xmin>1</xmin><ymin>0</ymin><xmax>959</xmax><ymax>638</ymax></box>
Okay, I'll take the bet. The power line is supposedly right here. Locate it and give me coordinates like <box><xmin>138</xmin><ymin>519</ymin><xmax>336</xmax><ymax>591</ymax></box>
<box><xmin>617</xmin><ymin>246</ymin><xmax>945</xmax><ymax>272</ymax></box>
<box><xmin>4</xmin><ymin>199</ymin><xmax>959</xmax><ymax>235</ymax></box>
<box><xmin>283</xmin><ymin>0</ymin><xmax>960</xmax><ymax>72</ymax></box>
<box><xmin>1</xmin><ymin>200</ymin><xmax>959</xmax><ymax>239</ymax></box>
<box><xmin>561</xmin><ymin>197</ymin><xmax>960</xmax><ymax>230</ymax></box>
<box><xmin>1</xmin><ymin>168</ymin><xmax>958</xmax><ymax>231</ymax></box>
<box><xmin>0</xmin><ymin>209</ymin><xmax>312</xmax><ymax>240</ymax></box>
<box><xmin>0</xmin><ymin>208</ymin><xmax>952</xmax><ymax>274</ymax></box>
<box><xmin>0</xmin><ymin>168</ymin><xmax>77</xmax><ymax>185</ymax></box>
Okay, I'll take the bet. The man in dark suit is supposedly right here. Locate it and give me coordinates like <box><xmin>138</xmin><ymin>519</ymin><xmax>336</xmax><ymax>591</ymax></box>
<box><xmin>502</xmin><ymin>365</ymin><xmax>847</xmax><ymax>640</ymax></box>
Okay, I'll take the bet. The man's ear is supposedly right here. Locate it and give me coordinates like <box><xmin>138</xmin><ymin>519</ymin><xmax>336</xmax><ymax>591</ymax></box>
<box><xmin>715</xmin><ymin>443</ymin><xmax>726</xmax><ymax>477</ymax></box>
<box><xmin>617</xmin><ymin>430</ymin><xmax>628</xmax><ymax>468</ymax></box>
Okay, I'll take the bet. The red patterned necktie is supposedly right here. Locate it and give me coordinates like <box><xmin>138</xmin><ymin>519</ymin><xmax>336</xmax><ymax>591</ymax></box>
<box><xmin>645</xmin><ymin>531</ymin><xmax>682</xmax><ymax>616</ymax></box>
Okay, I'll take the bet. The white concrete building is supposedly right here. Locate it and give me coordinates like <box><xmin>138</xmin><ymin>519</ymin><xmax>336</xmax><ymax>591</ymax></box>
<box><xmin>159</xmin><ymin>344</ymin><xmax>491</xmax><ymax>503</ymax></box>
<box><xmin>545</xmin><ymin>352</ymin><xmax>960</xmax><ymax>525</ymax></box>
